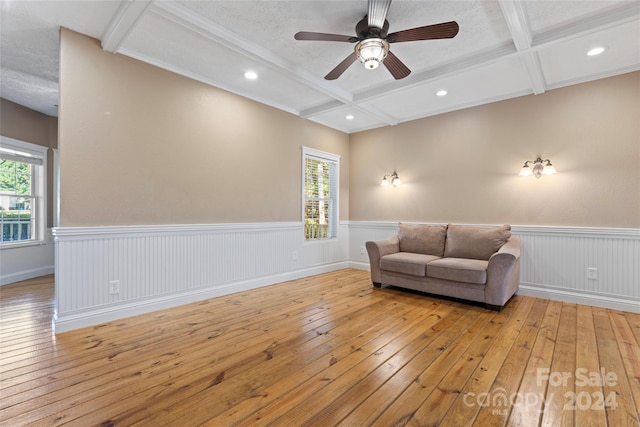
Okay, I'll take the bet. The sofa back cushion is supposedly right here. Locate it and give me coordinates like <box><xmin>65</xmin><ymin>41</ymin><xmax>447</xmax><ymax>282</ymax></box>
<box><xmin>398</xmin><ymin>223</ymin><xmax>447</xmax><ymax>257</ymax></box>
<box><xmin>444</xmin><ymin>224</ymin><xmax>512</xmax><ymax>260</ymax></box>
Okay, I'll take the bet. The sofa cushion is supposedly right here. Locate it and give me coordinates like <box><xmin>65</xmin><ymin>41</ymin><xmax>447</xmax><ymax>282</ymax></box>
<box><xmin>444</xmin><ymin>224</ymin><xmax>511</xmax><ymax>261</ymax></box>
<box><xmin>427</xmin><ymin>258</ymin><xmax>489</xmax><ymax>285</ymax></box>
<box><xmin>398</xmin><ymin>223</ymin><xmax>447</xmax><ymax>257</ymax></box>
<box><xmin>380</xmin><ymin>252</ymin><xmax>440</xmax><ymax>277</ymax></box>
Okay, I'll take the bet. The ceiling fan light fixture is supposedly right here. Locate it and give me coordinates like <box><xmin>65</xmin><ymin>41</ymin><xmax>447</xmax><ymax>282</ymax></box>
<box><xmin>355</xmin><ymin>38</ymin><xmax>389</xmax><ymax>70</ymax></box>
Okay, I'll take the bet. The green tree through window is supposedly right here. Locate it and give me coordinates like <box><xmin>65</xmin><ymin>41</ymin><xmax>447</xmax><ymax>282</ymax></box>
<box><xmin>0</xmin><ymin>137</ymin><xmax>45</xmax><ymax>245</ymax></box>
<box><xmin>303</xmin><ymin>147</ymin><xmax>339</xmax><ymax>240</ymax></box>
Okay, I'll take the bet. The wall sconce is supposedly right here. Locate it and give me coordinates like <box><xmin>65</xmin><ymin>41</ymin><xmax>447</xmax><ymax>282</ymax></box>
<box><xmin>381</xmin><ymin>172</ymin><xmax>401</xmax><ymax>187</ymax></box>
<box><xmin>519</xmin><ymin>157</ymin><xmax>557</xmax><ymax>178</ymax></box>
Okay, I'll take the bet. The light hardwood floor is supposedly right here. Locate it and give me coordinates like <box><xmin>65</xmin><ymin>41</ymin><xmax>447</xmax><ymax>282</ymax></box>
<box><xmin>1</xmin><ymin>270</ymin><xmax>639</xmax><ymax>426</ymax></box>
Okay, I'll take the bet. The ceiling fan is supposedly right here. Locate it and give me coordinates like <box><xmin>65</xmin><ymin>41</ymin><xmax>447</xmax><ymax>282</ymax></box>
<box><xmin>294</xmin><ymin>0</ymin><xmax>459</xmax><ymax>80</ymax></box>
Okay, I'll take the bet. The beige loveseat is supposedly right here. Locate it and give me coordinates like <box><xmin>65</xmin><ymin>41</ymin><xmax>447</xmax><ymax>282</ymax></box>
<box><xmin>366</xmin><ymin>223</ymin><xmax>521</xmax><ymax>309</ymax></box>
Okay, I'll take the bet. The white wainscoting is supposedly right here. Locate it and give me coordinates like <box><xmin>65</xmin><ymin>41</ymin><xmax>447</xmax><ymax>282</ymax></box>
<box><xmin>53</xmin><ymin>222</ymin><xmax>349</xmax><ymax>332</ymax></box>
<box><xmin>348</xmin><ymin>222</ymin><xmax>640</xmax><ymax>314</ymax></box>
<box><xmin>51</xmin><ymin>221</ymin><xmax>639</xmax><ymax>332</ymax></box>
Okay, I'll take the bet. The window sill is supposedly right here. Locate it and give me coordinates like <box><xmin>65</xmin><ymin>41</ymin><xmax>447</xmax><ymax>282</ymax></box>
<box><xmin>0</xmin><ymin>240</ymin><xmax>47</xmax><ymax>250</ymax></box>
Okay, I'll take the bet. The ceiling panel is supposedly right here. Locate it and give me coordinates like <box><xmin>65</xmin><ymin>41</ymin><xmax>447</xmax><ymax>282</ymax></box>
<box><xmin>309</xmin><ymin>105</ymin><xmax>387</xmax><ymax>133</ymax></box>
<box><xmin>525</xmin><ymin>0</ymin><xmax>630</xmax><ymax>33</ymax></box>
<box><xmin>537</xmin><ymin>19</ymin><xmax>640</xmax><ymax>87</ymax></box>
<box><xmin>365</xmin><ymin>56</ymin><xmax>534</xmax><ymax>121</ymax></box>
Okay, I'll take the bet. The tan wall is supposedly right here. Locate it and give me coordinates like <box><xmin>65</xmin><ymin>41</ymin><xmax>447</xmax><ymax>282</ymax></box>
<box><xmin>1</xmin><ymin>98</ymin><xmax>58</xmax><ymax>227</ymax></box>
<box><xmin>58</xmin><ymin>29</ymin><xmax>349</xmax><ymax>227</ymax></box>
<box><xmin>350</xmin><ymin>72</ymin><xmax>640</xmax><ymax>228</ymax></box>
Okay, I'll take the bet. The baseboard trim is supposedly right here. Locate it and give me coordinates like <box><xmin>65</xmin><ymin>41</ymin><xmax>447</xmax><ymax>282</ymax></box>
<box><xmin>349</xmin><ymin>261</ymin><xmax>370</xmax><ymax>271</ymax></box>
<box><xmin>1</xmin><ymin>266</ymin><xmax>55</xmax><ymax>286</ymax></box>
<box><xmin>53</xmin><ymin>261</ymin><xmax>350</xmax><ymax>333</ymax></box>
<box><xmin>518</xmin><ymin>283</ymin><xmax>639</xmax><ymax>314</ymax></box>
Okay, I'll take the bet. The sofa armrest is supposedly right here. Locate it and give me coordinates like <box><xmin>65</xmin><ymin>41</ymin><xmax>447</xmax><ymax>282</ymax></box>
<box><xmin>485</xmin><ymin>237</ymin><xmax>521</xmax><ymax>306</ymax></box>
<box><xmin>366</xmin><ymin>236</ymin><xmax>400</xmax><ymax>285</ymax></box>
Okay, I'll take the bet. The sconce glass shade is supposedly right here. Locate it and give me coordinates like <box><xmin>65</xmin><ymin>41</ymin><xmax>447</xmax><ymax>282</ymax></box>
<box><xmin>543</xmin><ymin>162</ymin><xmax>557</xmax><ymax>175</ymax></box>
<box><xmin>355</xmin><ymin>38</ymin><xmax>389</xmax><ymax>70</ymax></box>
<box><xmin>519</xmin><ymin>163</ymin><xmax>533</xmax><ymax>177</ymax></box>
<box><xmin>392</xmin><ymin>176</ymin><xmax>401</xmax><ymax>187</ymax></box>
<box><xmin>380</xmin><ymin>176</ymin><xmax>390</xmax><ymax>186</ymax></box>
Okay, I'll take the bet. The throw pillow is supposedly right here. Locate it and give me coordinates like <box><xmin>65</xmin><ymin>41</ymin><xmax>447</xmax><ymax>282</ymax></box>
<box><xmin>444</xmin><ymin>224</ymin><xmax>511</xmax><ymax>260</ymax></box>
<box><xmin>398</xmin><ymin>223</ymin><xmax>447</xmax><ymax>257</ymax></box>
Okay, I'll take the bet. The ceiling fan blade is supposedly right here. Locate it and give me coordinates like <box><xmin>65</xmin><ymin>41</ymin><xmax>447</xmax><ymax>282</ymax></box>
<box><xmin>294</xmin><ymin>32</ymin><xmax>356</xmax><ymax>42</ymax></box>
<box><xmin>325</xmin><ymin>52</ymin><xmax>358</xmax><ymax>80</ymax></box>
<box><xmin>383</xmin><ymin>51</ymin><xmax>411</xmax><ymax>80</ymax></box>
<box><xmin>368</xmin><ymin>0</ymin><xmax>392</xmax><ymax>29</ymax></box>
<box><xmin>387</xmin><ymin>21</ymin><xmax>459</xmax><ymax>43</ymax></box>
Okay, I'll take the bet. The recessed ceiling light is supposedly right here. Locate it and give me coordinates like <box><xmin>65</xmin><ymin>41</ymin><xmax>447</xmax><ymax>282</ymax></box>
<box><xmin>345</xmin><ymin>114</ymin><xmax>354</xmax><ymax>120</ymax></box>
<box><xmin>244</xmin><ymin>71</ymin><xmax>258</xmax><ymax>80</ymax></box>
<box><xmin>436</xmin><ymin>90</ymin><xmax>447</xmax><ymax>97</ymax></box>
<box><xmin>587</xmin><ymin>46</ymin><xmax>606</xmax><ymax>56</ymax></box>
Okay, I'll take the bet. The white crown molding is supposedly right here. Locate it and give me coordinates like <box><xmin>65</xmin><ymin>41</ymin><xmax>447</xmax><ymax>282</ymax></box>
<box><xmin>532</xmin><ymin>2</ymin><xmax>640</xmax><ymax>49</ymax></box>
<box><xmin>397</xmin><ymin>88</ymin><xmax>533</xmax><ymax>125</ymax></box>
<box><xmin>544</xmin><ymin>64</ymin><xmax>640</xmax><ymax>92</ymax></box>
<box><xmin>101</xmin><ymin>0</ymin><xmax>152</xmax><ymax>53</ymax></box>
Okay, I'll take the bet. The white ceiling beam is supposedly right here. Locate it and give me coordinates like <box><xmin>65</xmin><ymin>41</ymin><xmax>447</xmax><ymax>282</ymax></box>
<box><xmin>498</xmin><ymin>0</ymin><xmax>545</xmax><ymax>95</ymax></box>
<box><xmin>101</xmin><ymin>0</ymin><xmax>152</xmax><ymax>53</ymax></box>
<box><xmin>498</xmin><ymin>0</ymin><xmax>532</xmax><ymax>52</ymax></box>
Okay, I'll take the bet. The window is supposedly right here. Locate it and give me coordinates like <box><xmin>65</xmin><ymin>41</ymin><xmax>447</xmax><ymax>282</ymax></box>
<box><xmin>302</xmin><ymin>147</ymin><xmax>339</xmax><ymax>240</ymax></box>
<box><xmin>0</xmin><ymin>137</ymin><xmax>47</xmax><ymax>246</ymax></box>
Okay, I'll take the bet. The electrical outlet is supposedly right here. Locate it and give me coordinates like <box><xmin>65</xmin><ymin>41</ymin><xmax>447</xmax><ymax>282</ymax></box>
<box><xmin>587</xmin><ymin>268</ymin><xmax>598</xmax><ymax>280</ymax></box>
<box><xmin>360</xmin><ymin>245</ymin><xmax>366</xmax><ymax>254</ymax></box>
<box><xmin>109</xmin><ymin>280</ymin><xmax>120</xmax><ymax>294</ymax></box>
<box><xmin>292</xmin><ymin>251</ymin><xmax>297</xmax><ymax>261</ymax></box>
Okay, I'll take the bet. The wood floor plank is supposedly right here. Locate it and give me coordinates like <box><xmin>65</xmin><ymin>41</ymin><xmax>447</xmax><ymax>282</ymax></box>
<box><xmin>202</xmin><ymin>297</ymin><xmax>449</xmax><ymax>426</ymax></box>
<box><xmin>507</xmin><ymin>299</ymin><xmax>562</xmax><ymax>426</ymax></box>
<box><xmin>592</xmin><ymin>308</ymin><xmax>640</xmax><ymax>426</ymax></box>
<box><xmin>540</xmin><ymin>303</ymin><xmax>578</xmax><ymax>427</ymax></box>
<box><xmin>573</xmin><ymin>304</ymin><xmax>607</xmax><ymax>427</ymax></box>
<box><xmin>424</xmin><ymin>296</ymin><xmax>536</xmax><ymax>427</ymax></box>
<box><xmin>608</xmin><ymin>311</ymin><xmax>640</xmax><ymax>417</ymax></box>
<box><xmin>234</xmin><ymin>303</ymin><xmax>467</xmax><ymax>426</ymax></box>
<box><xmin>362</xmin><ymin>301</ymin><xmax>517</xmax><ymax>425</ymax></box>
<box><xmin>282</xmin><ymin>305</ymin><xmax>484</xmax><ymax>427</ymax></box>
<box><xmin>1</xmin><ymin>271</ymin><xmax>638</xmax><ymax>426</ymax></box>
<box><xmin>466</xmin><ymin>297</ymin><xmax>549</xmax><ymax>426</ymax></box>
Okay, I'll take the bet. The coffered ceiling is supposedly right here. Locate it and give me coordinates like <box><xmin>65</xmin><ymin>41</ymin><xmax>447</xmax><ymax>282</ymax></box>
<box><xmin>1</xmin><ymin>1</ymin><xmax>639</xmax><ymax>133</ymax></box>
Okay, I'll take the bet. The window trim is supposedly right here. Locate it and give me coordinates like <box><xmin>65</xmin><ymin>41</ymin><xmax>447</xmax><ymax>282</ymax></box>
<box><xmin>0</xmin><ymin>136</ymin><xmax>47</xmax><ymax>249</ymax></box>
<box><xmin>302</xmin><ymin>146</ymin><xmax>340</xmax><ymax>241</ymax></box>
